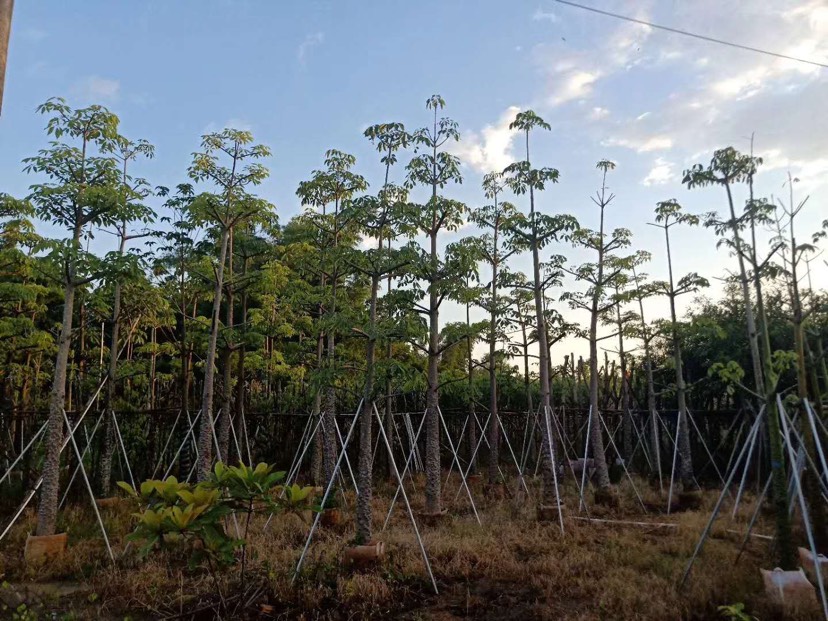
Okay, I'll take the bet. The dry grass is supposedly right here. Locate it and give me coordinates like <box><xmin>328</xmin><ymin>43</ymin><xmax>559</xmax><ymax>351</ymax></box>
<box><xmin>0</xmin><ymin>475</ymin><xmax>821</xmax><ymax>620</ymax></box>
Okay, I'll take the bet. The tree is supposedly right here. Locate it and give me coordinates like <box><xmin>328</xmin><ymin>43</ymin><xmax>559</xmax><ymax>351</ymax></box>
<box><xmin>297</xmin><ymin>149</ymin><xmax>367</xmax><ymax>486</ymax></box>
<box><xmin>188</xmin><ymin>129</ymin><xmax>272</xmax><ymax>482</ymax></box>
<box><xmin>344</xmin><ymin>185</ymin><xmax>414</xmax><ymax>543</ymax></box>
<box><xmin>98</xmin><ymin>137</ymin><xmax>155</xmax><ymax>496</ymax></box>
<box><xmin>562</xmin><ymin>160</ymin><xmax>641</xmax><ymax>493</ymax></box>
<box><xmin>364</xmin><ymin>122</ymin><xmax>410</xmax><ymax>480</ymax></box>
<box><xmin>772</xmin><ymin>174</ymin><xmax>827</xmax><ymax>550</ymax></box>
<box><xmin>628</xmin><ymin>261</ymin><xmax>662</xmax><ymax>482</ymax></box>
<box><xmin>684</xmin><ymin>147</ymin><xmax>794</xmax><ymax>567</ymax></box>
<box><xmin>504</xmin><ymin>110</ymin><xmax>577</xmax><ymax>507</ymax></box>
<box><xmin>470</xmin><ymin>176</ymin><xmax>523</xmax><ymax>484</ymax></box>
<box><xmin>404</xmin><ymin>94</ymin><xmax>468</xmax><ymax>515</ymax></box>
<box><xmin>20</xmin><ymin>99</ymin><xmax>140</xmax><ymax>536</ymax></box>
<box><xmin>649</xmin><ymin>199</ymin><xmax>707</xmax><ymax>488</ymax></box>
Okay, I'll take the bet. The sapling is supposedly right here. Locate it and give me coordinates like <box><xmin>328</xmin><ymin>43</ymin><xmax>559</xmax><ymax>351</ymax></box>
<box><xmin>649</xmin><ymin>199</ymin><xmax>708</xmax><ymax>489</ymax></box>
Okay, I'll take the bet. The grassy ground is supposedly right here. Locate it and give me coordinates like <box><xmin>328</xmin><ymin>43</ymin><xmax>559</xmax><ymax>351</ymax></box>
<box><xmin>0</xmin><ymin>474</ymin><xmax>821</xmax><ymax>620</ymax></box>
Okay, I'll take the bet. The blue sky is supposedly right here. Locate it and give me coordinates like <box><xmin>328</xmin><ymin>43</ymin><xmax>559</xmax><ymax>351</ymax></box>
<box><xmin>2</xmin><ymin>0</ymin><xmax>827</xmax><ymax>358</ymax></box>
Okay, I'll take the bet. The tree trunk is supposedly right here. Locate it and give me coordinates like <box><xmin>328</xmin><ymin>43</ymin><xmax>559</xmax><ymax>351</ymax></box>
<box><xmin>355</xmin><ymin>274</ymin><xmax>379</xmax><ymax>543</ymax></box>
<box><xmin>424</xmin><ymin>228</ymin><xmax>442</xmax><ymax>515</ymax></box>
<box><xmin>310</xmin><ymin>332</ymin><xmax>324</xmax><ymax>486</ymax></box>
<box><xmin>588</xmin><ymin>306</ymin><xmax>610</xmax><ymax>489</ymax></box>
<box><xmin>196</xmin><ymin>225</ymin><xmax>230</xmax><ymax>481</ymax></box>
<box><xmin>98</xmin><ymin>279</ymin><xmax>122</xmax><ymax>497</ymax></box>
<box><xmin>487</xmin><ymin>264</ymin><xmax>499</xmax><ymax>485</ymax></box>
<box><xmin>36</xmin><ymin>278</ymin><xmax>76</xmax><ymax>536</ymax></box>
<box><xmin>0</xmin><ymin>0</ymin><xmax>13</xmax><ymax>115</ymax></box>
<box><xmin>217</xmin><ymin>346</ymin><xmax>233</xmax><ymax>462</ymax></box>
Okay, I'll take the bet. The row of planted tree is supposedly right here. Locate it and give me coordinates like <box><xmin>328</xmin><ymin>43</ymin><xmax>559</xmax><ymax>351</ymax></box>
<box><xmin>1</xmin><ymin>95</ymin><xmax>827</xmax><ymax>563</ymax></box>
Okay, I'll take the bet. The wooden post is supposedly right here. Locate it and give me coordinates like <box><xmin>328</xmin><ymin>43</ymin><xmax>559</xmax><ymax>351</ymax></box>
<box><xmin>0</xmin><ymin>0</ymin><xmax>13</xmax><ymax>115</ymax></box>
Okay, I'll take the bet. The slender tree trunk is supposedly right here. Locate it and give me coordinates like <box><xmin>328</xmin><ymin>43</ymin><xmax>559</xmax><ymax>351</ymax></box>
<box><xmin>310</xmin><ymin>332</ymin><xmax>324</xmax><ymax>486</ymax></box>
<box><xmin>234</xmin><ymin>282</ymin><xmax>248</xmax><ymax>464</ymax></box>
<box><xmin>616</xmin><ymin>303</ymin><xmax>632</xmax><ymax>462</ymax></box>
<box><xmin>217</xmin><ymin>347</ymin><xmax>233</xmax><ymax>462</ymax></box>
<box><xmin>462</xmin><ymin>298</ymin><xmax>478</xmax><ymax>479</ymax></box>
<box><xmin>322</xmin><ymin>281</ymin><xmax>338</xmax><ymax>486</ymax></box>
<box><xmin>98</xmin><ymin>232</ymin><xmax>126</xmax><ymax>496</ymax></box>
<box><xmin>664</xmin><ymin>227</ymin><xmax>693</xmax><ymax>486</ymax></box>
<box><xmin>487</xmin><ymin>253</ymin><xmax>499</xmax><ymax>485</ymax></box>
<box><xmin>0</xmin><ymin>0</ymin><xmax>13</xmax><ymax>115</ymax></box>
<box><xmin>587</xmin><ymin>198</ymin><xmax>610</xmax><ymax>489</ymax></box>
<box><xmin>384</xmin><ymin>238</ymin><xmax>394</xmax><ymax>481</ymax></box>
<box><xmin>217</xmin><ymin>231</ymin><xmax>234</xmax><ymax>463</ymax></box>
<box><xmin>37</xmin><ymin>225</ymin><xmax>79</xmax><ymax>535</ymax></box>
<box><xmin>424</xmin><ymin>225</ymin><xmax>442</xmax><ymax>514</ymax></box>
<box><xmin>196</xmin><ymin>225</ymin><xmax>230</xmax><ymax>481</ymax></box>
<box><xmin>355</xmin><ymin>273</ymin><xmax>379</xmax><ymax>543</ymax></box>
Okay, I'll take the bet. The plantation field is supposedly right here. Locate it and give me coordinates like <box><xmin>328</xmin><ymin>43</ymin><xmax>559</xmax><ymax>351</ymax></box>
<box><xmin>0</xmin><ymin>479</ymin><xmax>815</xmax><ymax>620</ymax></box>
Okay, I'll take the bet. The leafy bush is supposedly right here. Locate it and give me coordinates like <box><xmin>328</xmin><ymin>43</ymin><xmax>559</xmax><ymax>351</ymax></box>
<box><xmin>118</xmin><ymin>462</ymin><xmax>316</xmax><ymax>570</ymax></box>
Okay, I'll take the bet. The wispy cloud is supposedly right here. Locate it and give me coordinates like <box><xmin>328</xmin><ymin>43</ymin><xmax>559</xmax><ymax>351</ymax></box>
<box><xmin>450</xmin><ymin>105</ymin><xmax>522</xmax><ymax>174</ymax></box>
<box><xmin>297</xmin><ymin>32</ymin><xmax>324</xmax><ymax>65</ymax></box>
<box><xmin>642</xmin><ymin>158</ymin><xmax>675</xmax><ymax>186</ymax></box>
<box><xmin>532</xmin><ymin>7</ymin><xmax>559</xmax><ymax>23</ymax></box>
<box><xmin>72</xmin><ymin>76</ymin><xmax>121</xmax><ymax>102</ymax></box>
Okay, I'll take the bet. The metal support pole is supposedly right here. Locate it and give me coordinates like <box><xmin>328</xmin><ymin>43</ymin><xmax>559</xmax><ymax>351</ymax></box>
<box><xmin>373</xmin><ymin>404</ymin><xmax>438</xmax><ymax>594</ymax></box>
<box><xmin>62</xmin><ymin>409</ymin><xmax>114</xmax><ymax>563</ymax></box>
<box><xmin>383</xmin><ymin>412</ymin><xmax>428</xmax><ymax>531</ymax></box>
<box><xmin>542</xmin><ymin>406</ymin><xmax>565</xmax><ymax>534</ymax></box>
<box><xmin>597</xmin><ymin>409</ymin><xmax>647</xmax><ymax>513</ymax></box>
<box><xmin>579</xmin><ymin>405</ymin><xmax>592</xmax><ymax>513</ymax></box>
<box><xmin>778</xmin><ymin>395</ymin><xmax>828</xmax><ymax>620</ymax></box>
<box><xmin>678</xmin><ymin>412</ymin><xmax>763</xmax><ymax>588</ymax></box>
<box><xmin>437</xmin><ymin>407</ymin><xmax>480</xmax><ymax>525</ymax></box>
<box><xmin>293</xmin><ymin>408</ymin><xmax>361</xmax><ymax>581</ymax></box>
<box><xmin>150</xmin><ymin>409</ymin><xmax>182</xmax><ymax>480</ymax></box>
<box><xmin>666</xmin><ymin>410</ymin><xmax>681</xmax><ymax>514</ymax></box>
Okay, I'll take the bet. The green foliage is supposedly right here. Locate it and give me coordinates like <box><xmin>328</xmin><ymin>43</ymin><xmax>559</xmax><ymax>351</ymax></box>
<box><xmin>717</xmin><ymin>602</ymin><xmax>756</xmax><ymax>621</ymax></box>
<box><xmin>120</xmin><ymin>462</ymin><xmax>314</xmax><ymax>567</ymax></box>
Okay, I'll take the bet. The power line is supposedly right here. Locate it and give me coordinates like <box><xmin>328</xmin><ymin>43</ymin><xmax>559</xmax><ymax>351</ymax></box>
<box><xmin>552</xmin><ymin>0</ymin><xmax>828</xmax><ymax>70</ymax></box>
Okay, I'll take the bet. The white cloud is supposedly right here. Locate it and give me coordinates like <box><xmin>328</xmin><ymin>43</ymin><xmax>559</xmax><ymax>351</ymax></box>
<box><xmin>450</xmin><ymin>105</ymin><xmax>521</xmax><ymax>174</ymax></box>
<box><xmin>590</xmin><ymin>106</ymin><xmax>610</xmax><ymax>120</ymax></box>
<box><xmin>642</xmin><ymin>158</ymin><xmax>675</xmax><ymax>186</ymax></box>
<box><xmin>548</xmin><ymin>70</ymin><xmax>600</xmax><ymax>106</ymax></box>
<box><xmin>533</xmin><ymin>8</ymin><xmax>559</xmax><ymax>23</ymax></box>
<box><xmin>604</xmin><ymin>134</ymin><xmax>673</xmax><ymax>153</ymax></box>
<box><xmin>297</xmin><ymin>32</ymin><xmax>324</xmax><ymax>65</ymax></box>
<box><xmin>72</xmin><ymin>76</ymin><xmax>120</xmax><ymax>102</ymax></box>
